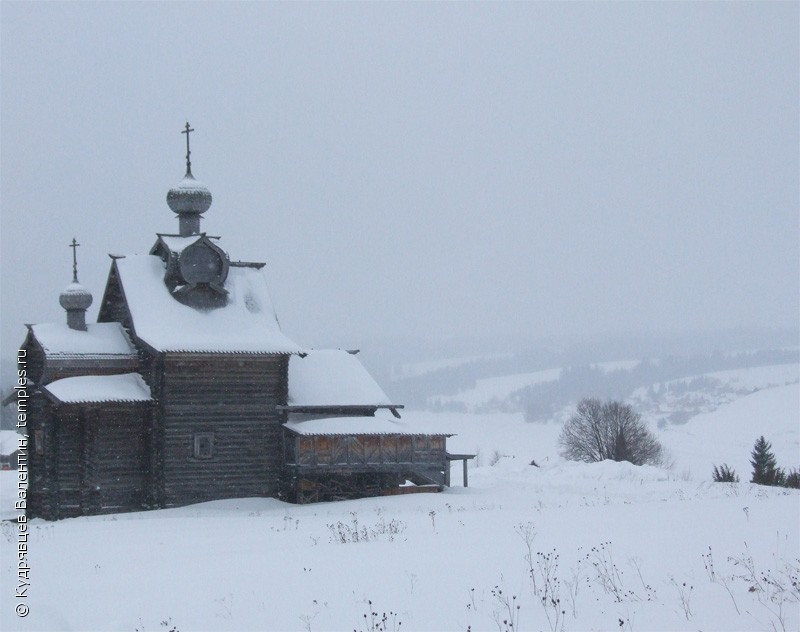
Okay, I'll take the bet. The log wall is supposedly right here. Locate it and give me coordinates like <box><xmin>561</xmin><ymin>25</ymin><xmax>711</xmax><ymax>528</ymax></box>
<box><xmin>28</xmin><ymin>401</ymin><xmax>150</xmax><ymax>519</ymax></box>
<box><xmin>158</xmin><ymin>353</ymin><xmax>288</xmax><ymax>507</ymax></box>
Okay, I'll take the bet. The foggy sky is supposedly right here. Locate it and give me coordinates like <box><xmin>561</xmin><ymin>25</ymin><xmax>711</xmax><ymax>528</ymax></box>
<box><xmin>1</xmin><ymin>2</ymin><xmax>798</xmax><ymax>366</ymax></box>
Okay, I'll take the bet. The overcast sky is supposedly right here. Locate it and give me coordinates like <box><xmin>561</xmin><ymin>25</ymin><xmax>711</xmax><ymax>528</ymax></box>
<box><xmin>1</xmin><ymin>2</ymin><xmax>798</xmax><ymax>365</ymax></box>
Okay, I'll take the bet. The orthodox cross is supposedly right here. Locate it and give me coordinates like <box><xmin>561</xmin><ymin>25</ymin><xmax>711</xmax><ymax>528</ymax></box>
<box><xmin>182</xmin><ymin>122</ymin><xmax>194</xmax><ymax>174</ymax></box>
<box><xmin>69</xmin><ymin>238</ymin><xmax>80</xmax><ymax>283</ymax></box>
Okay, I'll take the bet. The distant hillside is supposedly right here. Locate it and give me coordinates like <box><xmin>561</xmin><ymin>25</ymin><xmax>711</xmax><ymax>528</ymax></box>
<box><xmin>391</xmin><ymin>348</ymin><xmax>799</xmax><ymax>425</ymax></box>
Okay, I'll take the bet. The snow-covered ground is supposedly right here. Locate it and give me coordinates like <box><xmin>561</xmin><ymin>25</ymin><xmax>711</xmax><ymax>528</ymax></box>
<box><xmin>1</xmin><ymin>366</ymin><xmax>798</xmax><ymax>631</ymax></box>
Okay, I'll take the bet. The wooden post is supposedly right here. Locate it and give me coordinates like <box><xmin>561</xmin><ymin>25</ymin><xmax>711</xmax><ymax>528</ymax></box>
<box><xmin>463</xmin><ymin>458</ymin><xmax>468</xmax><ymax>487</ymax></box>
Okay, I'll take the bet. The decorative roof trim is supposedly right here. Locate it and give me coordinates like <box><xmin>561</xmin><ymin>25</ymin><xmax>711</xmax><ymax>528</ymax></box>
<box><xmin>40</xmin><ymin>354</ymin><xmax>138</xmax><ymax>362</ymax></box>
<box><xmin>159</xmin><ymin>348</ymin><xmax>301</xmax><ymax>355</ymax></box>
<box><xmin>278</xmin><ymin>404</ymin><xmax>404</xmax><ymax>418</ymax></box>
<box><xmin>282</xmin><ymin>424</ymin><xmax>452</xmax><ymax>438</ymax></box>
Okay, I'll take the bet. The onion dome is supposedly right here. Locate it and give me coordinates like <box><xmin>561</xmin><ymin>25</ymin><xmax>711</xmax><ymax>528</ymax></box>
<box><xmin>59</xmin><ymin>282</ymin><xmax>93</xmax><ymax>311</ymax></box>
<box><xmin>166</xmin><ymin>172</ymin><xmax>212</xmax><ymax>215</ymax></box>
<box><xmin>168</xmin><ymin>123</ymin><xmax>212</xmax><ymax>236</ymax></box>
<box><xmin>61</xmin><ymin>238</ymin><xmax>93</xmax><ymax>331</ymax></box>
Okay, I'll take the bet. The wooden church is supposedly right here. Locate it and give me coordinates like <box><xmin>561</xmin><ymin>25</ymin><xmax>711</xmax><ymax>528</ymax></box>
<box><xmin>20</xmin><ymin>125</ymin><xmax>452</xmax><ymax>520</ymax></box>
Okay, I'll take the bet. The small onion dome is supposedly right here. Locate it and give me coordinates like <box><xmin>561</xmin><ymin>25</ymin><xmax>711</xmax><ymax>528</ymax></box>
<box><xmin>166</xmin><ymin>173</ymin><xmax>212</xmax><ymax>214</ymax></box>
<box><xmin>59</xmin><ymin>282</ymin><xmax>93</xmax><ymax>311</ymax></box>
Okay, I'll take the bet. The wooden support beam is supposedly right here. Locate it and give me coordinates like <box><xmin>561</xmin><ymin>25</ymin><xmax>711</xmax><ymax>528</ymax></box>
<box><xmin>445</xmin><ymin>453</ymin><xmax>476</xmax><ymax>488</ymax></box>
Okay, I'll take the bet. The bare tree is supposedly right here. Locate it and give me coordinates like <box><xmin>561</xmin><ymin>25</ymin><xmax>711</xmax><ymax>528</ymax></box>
<box><xmin>559</xmin><ymin>398</ymin><xmax>663</xmax><ymax>466</ymax></box>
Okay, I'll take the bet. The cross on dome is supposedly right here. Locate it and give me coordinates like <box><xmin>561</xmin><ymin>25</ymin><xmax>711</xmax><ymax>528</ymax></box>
<box><xmin>166</xmin><ymin>122</ymin><xmax>213</xmax><ymax>236</ymax></box>
<box><xmin>69</xmin><ymin>237</ymin><xmax>81</xmax><ymax>283</ymax></box>
<box><xmin>181</xmin><ymin>122</ymin><xmax>194</xmax><ymax>175</ymax></box>
<box><xmin>60</xmin><ymin>237</ymin><xmax>92</xmax><ymax>330</ymax></box>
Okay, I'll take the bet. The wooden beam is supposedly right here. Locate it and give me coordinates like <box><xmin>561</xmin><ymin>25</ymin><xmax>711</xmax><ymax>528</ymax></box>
<box><xmin>444</xmin><ymin>453</ymin><xmax>475</xmax><ymax>487</ymax></box>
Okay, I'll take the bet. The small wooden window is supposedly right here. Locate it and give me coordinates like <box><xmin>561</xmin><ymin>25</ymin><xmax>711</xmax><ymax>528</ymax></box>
<box><xmin>193</xmin><ymin>433</ymin><xmax>214</xmax><ymax>459</ymax></box>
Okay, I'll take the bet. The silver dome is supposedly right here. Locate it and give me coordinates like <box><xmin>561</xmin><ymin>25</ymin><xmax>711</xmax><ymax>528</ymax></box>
<box><xmin>59</xmin><ymin>282</ymin><xmax>93</xmax><ymax>311</ymax></box>
<box><xmin>167</xmin><ymin>173</ymin><xmax>212</xmax><ymax>214</ymax></box>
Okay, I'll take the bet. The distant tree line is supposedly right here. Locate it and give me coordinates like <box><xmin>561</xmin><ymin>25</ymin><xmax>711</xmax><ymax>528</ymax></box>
<box><xmin>389</xmin><ymin>347</ymin><xmax>798</xmax><ymax>413</ymax></box>
<box><xmin>520</xmin><ymin>349</ymin><xmax>798</xmax><ymax>422</ymax></box>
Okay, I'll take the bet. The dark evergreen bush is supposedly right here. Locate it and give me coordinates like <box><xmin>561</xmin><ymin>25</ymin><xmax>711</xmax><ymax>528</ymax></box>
<box><xmin>785</xmin><ymin>468</ymin><xmax>800</xmax><ymax>489</ymax></box>
<box><xmin>711</xmin><ymin>463</ymin><xmax>739</xmax><ymax>483</ymax></box>
<box><xmin>750</xmin><ymin>436</ymin><xmax>785</xmax><ymax>486</ymax></box>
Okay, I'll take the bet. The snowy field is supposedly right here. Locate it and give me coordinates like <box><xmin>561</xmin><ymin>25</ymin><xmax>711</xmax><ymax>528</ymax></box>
<box><xmin>2</xmin><ymin>368</ymin><xmax>799</xmax><ymax>631</ymax></box>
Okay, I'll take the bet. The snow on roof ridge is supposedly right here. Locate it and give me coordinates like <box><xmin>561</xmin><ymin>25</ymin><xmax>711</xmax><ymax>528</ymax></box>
<box><xmin>30</xmin><ymin>322</ymin><xmax>137</xmax><ymax>357</ymax></box>
<box><xmin>115</xmin><ymin>254</ymin><xmax>302</xmax><ymax>353</ymax></box>
<box><xmin>283</xmin><ymin>414</ymin><xmax>448</xmax><ymax>436</ymax></box>
<box><xmin>43</xmin><ymin>373</ymin><xmax>153</xmax><ymax>405</ymax></box>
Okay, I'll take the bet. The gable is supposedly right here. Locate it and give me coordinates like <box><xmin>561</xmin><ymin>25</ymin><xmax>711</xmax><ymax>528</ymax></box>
<box><xmin>97</xmin><ymin>261</ymin><xmax>135</xmax><ymax>332</ymax></box>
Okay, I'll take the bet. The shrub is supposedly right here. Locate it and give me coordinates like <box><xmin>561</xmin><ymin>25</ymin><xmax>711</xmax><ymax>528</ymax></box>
<box><xmin>712</xmin><ymin>464</ymin><xmax>739</xmax><ymax>483</ymax></box>
<box><xmin>558</xmin><ymin>398</ymin><xmax>664</xmax><ymax>466</ymax></box>
<box><xmin>785</xmin><ymin>468</ymin><xmax>800</xmax><ymax>489</ymax></box>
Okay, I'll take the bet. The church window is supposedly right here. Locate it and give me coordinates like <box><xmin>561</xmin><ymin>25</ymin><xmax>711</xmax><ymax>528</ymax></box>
<box><xmin>193</xmin><ymin>432</ymin><xmax>214</xmax><ymax>459</ymax></box>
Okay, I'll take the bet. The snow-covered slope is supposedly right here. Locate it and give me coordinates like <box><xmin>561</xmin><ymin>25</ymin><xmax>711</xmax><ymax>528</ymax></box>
<box><xmin>662</xmin><ymin>383</ymin><xmax>800</xmax><ymax>480</ymax></box>
<box><xmin>629</xmin><ymin>363</ymin><xmax>799</xmax><ymax>427</ymax></box>
<box><xmin>432</xmin><ymin>368</ymin><xmax>562</xmax><ymax>411</ymax></box>
<box><xmin>2</xmin><ymin>372</ymin><xmax>798</xmax><ymax>632</ymax></box>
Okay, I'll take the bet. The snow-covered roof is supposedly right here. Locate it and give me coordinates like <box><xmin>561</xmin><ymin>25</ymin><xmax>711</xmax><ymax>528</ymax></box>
<box><xmin>29</xmin><ymin>322</ymin><xmax>136</xmax><ymax>358</ymax></box>
<box><xmin>158</xmin><ymin>235</ymin><xmax>203</xmax><ymax>254</ymax></box>
<box><xmin>288</xmin><ymin>350</ymin><xmax>392</xmax><ymax>407</ymax></box>
<box><xmin>114</xmin><ymin>254</ymin><xmax>302</xmax><ymax>354</ymax></box>
<box><xmin>43</xmin><ymin>373</ymin><xmax>153</xmax><ymax>405</ymax></box>
<box><xmin>283</xmin><ymin>414</ymin><xmax>445</xmax><ymax>436</ymax></box>
<box><xmin>155</xmin><ymin>234</ymin><xmax>221</xmax><ymax>255</ymax></box>
<box><xmin>0</xmin><ymin>430</ymin><xmax>22</xmax><ymax>456</ymax></box>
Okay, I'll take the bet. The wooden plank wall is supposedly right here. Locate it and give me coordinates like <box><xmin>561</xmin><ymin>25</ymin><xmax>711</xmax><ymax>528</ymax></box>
<box><xmin>83</xmin><ymin>405</ymin><xmax>149</xmax><ymax>514</ymax></box>
<box><xmin>45</xmin><ymin>360</ymin><xmax>139</xmax><ymax>384</ymax></box>
<box><xmin>159</xmin><ymin>353</ymin><xmax>288</xmax><ymax>507</ymax></box>
<box><xmin>54</xmin><ymin>413</ymin><xmax>82</xmax><ymax>518</ymax></box>
<box><xmin>28</xmin><ymin>402</ymin><xmax>150</xmax><ymax>519</ymax></box>
<box><xmin>26</xmin><ymin>394</ymin><xmax>57</xmax><ymax>520</ymax></box>
<box><xmin>290</xmin><ymin>434</ymin><xmax>447</xmax><ymax>468</ymax></box>
<box><xmin>20</xmin><ymin>341</ymin><xmax>44</xmax><ymax>387</ymax></box>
